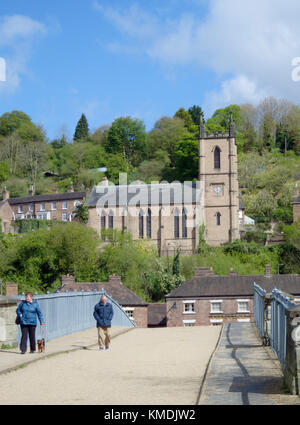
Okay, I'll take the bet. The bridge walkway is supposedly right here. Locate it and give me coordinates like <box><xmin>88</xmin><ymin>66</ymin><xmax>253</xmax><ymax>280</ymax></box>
<box><xmin>198</xmin><ymin>322</ymin><xmax>300</xmax><ymax>405</ymax></box>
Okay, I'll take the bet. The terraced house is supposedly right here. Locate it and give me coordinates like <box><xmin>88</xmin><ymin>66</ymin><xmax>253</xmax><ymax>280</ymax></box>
<box><xmin>3</xmin><ymin>186</ymin><xmax>86</xmax><ymax>223</ymax></box>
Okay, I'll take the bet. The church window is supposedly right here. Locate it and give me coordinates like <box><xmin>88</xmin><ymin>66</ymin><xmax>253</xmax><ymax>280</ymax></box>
<box><xmin>146</xmin><ymin>209</ymin><xmax>151</xmax><ymax>238</ymax></box>
<box><xmin>216</xmin><ymin>212</ymin><xmax>221</xmax><ymax>226</ymax></box>
<box><xmin>182</xmin><ymin>208</ymin><xmax>187</xmax><ymax>238</ymax></box>
<box><xmin>174</xmin><ymin>208</ymin><xmax>180</xmax><ymax>238</ymax></box>
<box><xmin>139</xmin><ymin>210</ymin><xmax>144</xmax><ymax>238</ymax></box>
<box><xmin>214</xmin><ymin>147</ymin><xmax>221</xmax><ymax>169</ymax></box>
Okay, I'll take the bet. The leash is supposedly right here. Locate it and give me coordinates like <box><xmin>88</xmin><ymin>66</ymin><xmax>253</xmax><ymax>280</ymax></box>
<box><xmin>41</xmin><ymin>323</ymin><xmax>45</xmax><ymax>340</ymax></box>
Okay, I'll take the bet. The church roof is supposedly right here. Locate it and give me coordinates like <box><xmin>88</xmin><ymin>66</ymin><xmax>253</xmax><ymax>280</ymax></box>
<box><xmin>86</xmin><ymin>182</ymin><xmax>202</xmax><ymax>207</ymax></box>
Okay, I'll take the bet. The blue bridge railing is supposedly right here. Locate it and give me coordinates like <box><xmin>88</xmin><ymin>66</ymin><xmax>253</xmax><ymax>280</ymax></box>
<box><xmin>253</xmin><ymin>282</ymin><xmax>267</xmax><ymax>340</ymax></box>
<box><xmin>270</xmin><ymin>288</ymin><xmax>295</xmax><ymax>368</ymax></box>
<box><xmin>15</xmin><ymin>289</ymin><xmax>135</xmax><ymax>343</ymax></box>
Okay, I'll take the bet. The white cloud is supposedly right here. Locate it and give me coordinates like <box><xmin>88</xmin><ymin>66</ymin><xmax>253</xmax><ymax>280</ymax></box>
<box><xmin>95</xmin><ymin>0</ymin><xmax>300</xmax><ymax>113</ymax></box>
<box><xmin>0</xmin><ymin>15</ymin><xmax>46</xmax><ymax>94</ymax></box>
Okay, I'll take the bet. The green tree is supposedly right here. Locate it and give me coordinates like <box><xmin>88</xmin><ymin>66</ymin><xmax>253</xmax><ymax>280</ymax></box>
<box><xmin>188</xmin><ymin>105</ymin><xmax>205</xmax><ymax>126</ymax></box>
<box><xmin>106</xmin><ymin>117</ymin><xmax>148</xmax><ymax>167</ymax></box>
<box><xmin>74</xmin><ymin>114</ymin><xmax>89</xmax><ymax>142</ymax></box>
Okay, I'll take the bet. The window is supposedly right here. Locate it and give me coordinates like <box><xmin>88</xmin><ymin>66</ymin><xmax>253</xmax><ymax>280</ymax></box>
<box><xmin>62</xmin><ymin>213</ymin><xmax>68</xmax><ymax>221</ymax></box>
<box><xmin>237</xmin><ymin>300</ymin><xmax>249</xmax><ymax>313</ymax></box>
<box><xmin>29</xmin><ymin>203</ymin><xmax>34</xmax><ymax>212</ymax></box>
<box><xmin>183</xmin><ymin>320</ymin><xmax>195</xmax><ymax>327</ymax></box>
<box><xmin>18</xmin><ymin>205</ymin><xmax>23</xmax><ymax>213</ymax></box>
<box><xmin>182</xmin><ymin>208</ymin><xmax>187</xmax><ymax>238</ymax></box>
<box><xmin>108</xmin><ymin>211</ymin><xmax>114</xmax><ymax>229</ymax></box>
<box><xmin>40</xmin><ymin>202</ymin><xmax>45</xmax><ymax>211</ymax></box>
<box><xmin>214</xmin><ymin>146</ymin><xmax>221</xmax><ymax>169</ymax></box>
<box><xmin>51</xmin><ymin>201</ymin><xmax>56</xmax><ymax>211</ymax></box>
<box><xmin>62</xmin><ymin>201</ymin><xmax>67</xmax><ymax>210</ymax></box>
<box><xmin>139</xmin><ymin>210</ymin><xmax>144</xmax><ymax>238</ymax></box>
<box><xmin>183</xmin><ymin>301</ymin><xmax>195</xmax><ymax>313</ymax></box>
<box><xmin>146</xmin><ymin>209</ymin><xmax>151</xmax><ymax>238</ymax></box>
<box><xmin>210</xmin><ymin>301</ymin><xmax>223</xmax><ymax>313</ymax></box>
<box><xmin>216</xmin><ymin>212</ymin><xmax>221</xmax><ymax>226</ymax></box>
<box><xmin>210</xmin><ymin>319</ymin><xmax>223</xmax><ymax>325</ymax></box>
<box><xmin>101</xmin><ymin>212</ymin><xmax>106</xmax><ymax>241</ymax></box>
<box><xmin>74</xmin><ymin>200</ymin><xmax>79</xmax><ymax>207</ymax></box>
<box><xmin>174</xmin><ymin>209</ymin><xmax>180</xmax><ymax>238</ymax></box>
<box><xmin>37</xmin><ymin>212</ymin><xmax>50</xmax><ymax>220</ymax></box>
<box><xmin>123</xmin><ymin>307</ymin><xmax>134</xmax><ymax>320</ymax></box>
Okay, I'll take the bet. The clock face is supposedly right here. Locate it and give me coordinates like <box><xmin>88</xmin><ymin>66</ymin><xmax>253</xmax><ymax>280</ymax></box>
<box><xmin>213</xmin><ymin>186</ymin><xmax>222</xmax><ymax>194</ymax></box>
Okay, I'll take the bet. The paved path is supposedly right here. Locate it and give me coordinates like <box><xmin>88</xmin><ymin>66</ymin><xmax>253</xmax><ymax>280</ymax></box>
<box><xmin>0</xmin><ymin>326</ymin><xmax>220</xmax><ymax>405</ymax></box>
<box><xmin>199</xmin><ymin>322</ymin><xmax>300</xmax><ymax>405</ymax></box>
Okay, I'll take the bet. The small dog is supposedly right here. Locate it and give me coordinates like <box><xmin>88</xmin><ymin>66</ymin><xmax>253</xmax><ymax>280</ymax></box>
<box><xmin>37</xmin><ymin>338</ymin><xmax>45</xmax><ymax>353</ymax></box>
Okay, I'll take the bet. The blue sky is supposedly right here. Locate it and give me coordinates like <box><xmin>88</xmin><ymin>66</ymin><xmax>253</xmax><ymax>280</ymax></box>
<box><xmin>1</xmin><ymin>0</ymin><xmax>300</xmax><ymax>141</ymax></box>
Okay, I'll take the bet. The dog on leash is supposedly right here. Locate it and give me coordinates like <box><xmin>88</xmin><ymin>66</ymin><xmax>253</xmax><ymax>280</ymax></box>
<box><xmin>37</xmin><ymin>338</ymin><xmax>45</xmax><ymax>353</ymax></box>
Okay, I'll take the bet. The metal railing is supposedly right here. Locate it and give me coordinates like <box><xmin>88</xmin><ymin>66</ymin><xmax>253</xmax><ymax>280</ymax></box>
<box><xmin>270</xmin><ymin>288</ymin><xmax>295</xmax><ymax>368</ymax></box>
<box><xmin>253</xmin><ymin>282</ymin><xmax>267</xmax><ymax>340</ymax></box>
<box><xmin>15</xmin><ymin>289</ymin><xmax>135</xmax><ymax>343</ymax></box>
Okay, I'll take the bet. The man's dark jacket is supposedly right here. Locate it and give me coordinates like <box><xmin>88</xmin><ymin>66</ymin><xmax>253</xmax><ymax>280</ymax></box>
<box><xmin>93</xmin><ymin>301</ymin><xmax>114</xmax><ymax>327</ymax></box>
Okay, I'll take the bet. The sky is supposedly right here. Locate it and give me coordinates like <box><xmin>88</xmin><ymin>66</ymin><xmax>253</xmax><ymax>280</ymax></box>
<box><xmin>1</xmin><ymin>0</ymin><xmax>300</xmax><ymax>141</ymax></box>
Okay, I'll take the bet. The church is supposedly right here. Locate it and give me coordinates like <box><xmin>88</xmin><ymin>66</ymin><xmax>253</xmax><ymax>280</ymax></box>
<box><xmin>86</xmin><ymin>117</ymin><xmax>240</xmax><ymax>255</ymax></box>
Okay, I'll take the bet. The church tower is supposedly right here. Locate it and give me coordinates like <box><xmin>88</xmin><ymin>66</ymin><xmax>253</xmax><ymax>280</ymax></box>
<box><xmin>198</xmin><ymin>115</ymin><xmax>240</xmax><ymax>246</ymax></box>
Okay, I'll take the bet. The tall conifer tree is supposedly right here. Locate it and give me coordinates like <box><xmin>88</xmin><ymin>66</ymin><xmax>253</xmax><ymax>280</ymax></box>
<box><xmin>74</xmin><ymin>113</ymin><xmax>89</xmax><ymax>142</ymax></box>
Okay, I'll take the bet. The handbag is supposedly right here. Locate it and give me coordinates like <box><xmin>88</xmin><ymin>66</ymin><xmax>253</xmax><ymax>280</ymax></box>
<box><xmin>15</xmin><ymin>315</ymin><xmax>21</xmax><ymax>325</ymax></box>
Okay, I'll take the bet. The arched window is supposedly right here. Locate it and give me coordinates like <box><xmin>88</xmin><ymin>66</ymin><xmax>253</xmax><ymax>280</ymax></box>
<box><xmin>216</xmin><ymin>212</ymin><xmax>221</xmax><ymax>226</ymax></box>
<box><xmin>101</xmin><ymin>211</ymin><xmax>106</xmax><ymax>241</ymax></box>
<box><xmin>182</xmin><ymin>208</ymin><xmax>187</xmax><ymax>238</ymax></box>
<box><xmin>139</xmin><ymin>210</ymin><xmax>144</xmax><ymax>238</ymax></box>
<box><xmin>214</xmin><ymin>147</ymin><xmax>221</xmax><ymax>169</ymax></box>
<box><xmin>174</xmin><ymin>208</ymin><xmax>180</xmax><ymax>239</ymax></box>
<box><xmin>108</xmin><ymin>210</ymin><xmax>114</xmax><ymax>229</ymax></box>
<box><xmin>146</xmin><ymin>208</ymin><xmax>151</xmax><ymax>238</ymax></box>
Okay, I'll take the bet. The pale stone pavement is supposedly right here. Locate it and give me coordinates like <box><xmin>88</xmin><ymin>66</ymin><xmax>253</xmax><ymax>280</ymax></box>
<box><xmin>0</xmin><ymin>326</ymin><xmax>220</xmax><ymax>405</ymax></box>
<box><xmin>1</xmin><ymin>323</ymin><xmax>300</xmax><ymax>405</ymax></box>
<box><xmin>198</xmin><ymin>323</ymin><xmax>300</xmax><ymax>405</ymax></box>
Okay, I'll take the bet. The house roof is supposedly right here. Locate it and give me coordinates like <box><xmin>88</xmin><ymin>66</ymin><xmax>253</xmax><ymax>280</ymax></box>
<box><xmin>292</xmin><ymin>195</ymin><xmax>300</xmax><ymax>204</ymax></box>
<box><xmin>60</xmin><ymin>281</ymin><xmax>148</xmax><ymax>307</ymax></box>
<box><xmin>7</xmin><ymin>191</ymin><xmax>86</xmax><ymax>205</ymax></box>
<box><xmin>166</xmin><ymin>274</ymin><xmax>300</xmax><ymax>299</ymax></box>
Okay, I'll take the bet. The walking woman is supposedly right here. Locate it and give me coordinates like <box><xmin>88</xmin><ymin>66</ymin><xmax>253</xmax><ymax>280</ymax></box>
<box><xmin>16</xmin><ymin>292</ymin><xmax>45</xmax><ymax>354</ymax></box>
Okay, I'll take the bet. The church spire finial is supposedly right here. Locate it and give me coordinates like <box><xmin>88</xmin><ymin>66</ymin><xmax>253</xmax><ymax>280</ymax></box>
<box><xmin>229</xmin><ymin>112</ymin><xmax>235</xmax><ymax>137</ymax></box>
<box><xmin>199</xmin><ymin>114</ymin><xmax>205</xmax><ymax>138</ymax></box>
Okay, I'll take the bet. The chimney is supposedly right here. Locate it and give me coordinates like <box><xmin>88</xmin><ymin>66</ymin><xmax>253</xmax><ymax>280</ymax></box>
<box><xmin>61</xmin><ymin>275</ymin><xmax>75</xmax><ymax>287</ymax></box>
<box><xmin>29</xmin><ymin>184</ymin><xmax>34</xmax><ymax>196</ymax></box>
<box><xmin>2</xmin><ymin>186</ymin><xmax>9</xmax><ymax>201</ymax></box>
<box><xmin>208</xmin><ymin>266</ymin><xmax>215</xmax><ymax>276</ymax></box>
<box><xmin>108</xmin><ymin>275</ymin><xmax>122</xmax><ymax>285</ymax></box>
<box><xmin>294</xmin><ymin>183</ymin><xmax>299</xmax><ymax>197</ymax></box>
<box><xmin>265</xmin><ymin>264</ymin><xmax>272</xmax><ymax>278</ymax></box>
<box><xmin>229</xmin><ymin>267</ymin><xmax>238</xmax><ymax>276</ymax></box>
<box><xmin>67</xmin><ymin>182</ymin><xmax>74</xmax><ymax>193</ymax></box>
<box><xmin>99</xmin><ymin>177</ymin><xmax>109</xmax><ymax>187</ymax></box>
<box><xmin>52</xmin><ymin>185</ymin><xmax>58</xmax><ymax>194</ymax></box>
<box><xmin>195</xmin><ymin>267</ymin><xmax>210</xmax><ymax>277</ymax></box>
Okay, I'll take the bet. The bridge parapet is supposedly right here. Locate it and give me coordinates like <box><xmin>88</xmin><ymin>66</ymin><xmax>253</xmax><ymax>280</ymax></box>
<box><xmin>284</xmin><ymin>304</ymin><xmax>300</xmax><ymax>395</ymax></box>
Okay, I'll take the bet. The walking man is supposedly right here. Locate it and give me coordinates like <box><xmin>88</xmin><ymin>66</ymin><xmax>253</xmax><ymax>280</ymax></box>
<box><xmin>93</xmin><ymin>294</ymin><xmax>114</xmax><ymax>350</ymax></box>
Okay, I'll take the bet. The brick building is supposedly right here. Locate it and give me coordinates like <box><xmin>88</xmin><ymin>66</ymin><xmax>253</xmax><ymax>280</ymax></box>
<box><xmin>59</xmin><ymin>275</ymin><xmax>148</xmax><ymax>327</ymax></box>
<box><xmin>0</xmin><ymin>199</ymin><xmax>14</xmax><ymax>233</ymax></box>
<box><xmin>4</xmin><ymin>186</ymin><xmax>86</xmax><ymax>222</ymax></box>
<box><xmin>166</xmin><ymin>266</ymin><xmax>300</xmax><ymax>327</ymax></box>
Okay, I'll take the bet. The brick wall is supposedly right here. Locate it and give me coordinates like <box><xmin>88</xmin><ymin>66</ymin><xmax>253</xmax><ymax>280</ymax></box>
<box><xmin>167</xmin><ymin>297</ymin><xmax>253</xmax><ymax>327</ymax></box>
<box><xmin>5</xmin><ymin>283</ymin><xmax>18</xmax><ymax>296</ymax></box>
<box><xmin>132</xmin><ymin>306</ymin><xmax>148</xmax><ymax>328</ymax></box>
<box><xmin>293</xmin><ymin>203</ymin><xmax>300</xmax><ymax>222</ymax></box>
